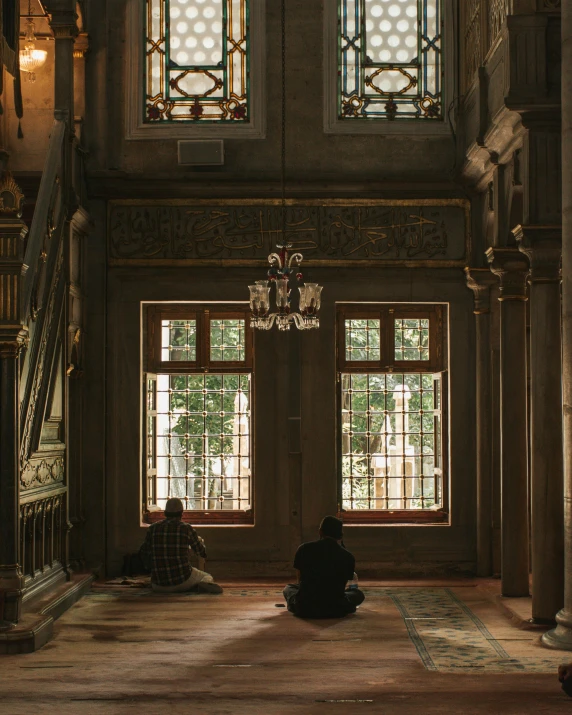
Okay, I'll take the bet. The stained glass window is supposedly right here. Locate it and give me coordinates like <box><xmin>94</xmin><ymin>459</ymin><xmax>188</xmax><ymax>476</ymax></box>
<box><xmin>341</xmin><ymin>373</ymin><xmax>442</xmax><ymax>510</ymax></box>
<box><xmin>339</xmin><ymin>0</ymin><xmax>443</xmax><ymax>121</ymax></box>
<box><xmin>145</xmin><ymin>0</ymin><xmax>250</xmax><ymax>123</ymax></box>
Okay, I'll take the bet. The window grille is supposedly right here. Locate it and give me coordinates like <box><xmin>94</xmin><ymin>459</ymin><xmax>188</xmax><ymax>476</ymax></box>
<box><xmin>337</xmin><ymin>305</ymin><xmax>447</xmax><ymax>523</ymax></box>
<box><xmin>338</xmin><ymin>0</ymin><xmax>443</xmax><ymax>121</ymax></box>
<box><xmin>145</xmin><ymin>0</ymin><xmax>250</xmax><ymax>123</ymax></box>
<box><xmin>145</xmin><ymin>306</ymin><xmax>253</xmax><ymax>524</ymax></box>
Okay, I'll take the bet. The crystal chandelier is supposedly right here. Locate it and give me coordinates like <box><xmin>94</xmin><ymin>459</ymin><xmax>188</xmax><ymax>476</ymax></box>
<box><xmin>20</xmin><ymin>2</ymin><xmax>47</xmax><ymax>83</ymax></box>
<box><xmin>249</xmin><ymin>245</ymin><xmax>322</xmax><ymax>331</ymax></box>
<box><xmin>248</xmin><ymin>0</ymin><xmax>323</xmax><ymax>332</ymax></box>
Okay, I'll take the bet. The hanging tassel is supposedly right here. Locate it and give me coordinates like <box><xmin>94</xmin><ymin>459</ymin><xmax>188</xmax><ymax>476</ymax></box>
<box><xmin>17</xmin><ymin>120</ymin><xmax>23</xmax><ymax>139</ymax></box>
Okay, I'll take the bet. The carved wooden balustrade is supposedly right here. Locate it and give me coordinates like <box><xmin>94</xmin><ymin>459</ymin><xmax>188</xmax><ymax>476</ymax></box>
<box><xmin>0</xmin><ymin>108</ymin><xmax>88</xmax><ymax>622</ymax></box>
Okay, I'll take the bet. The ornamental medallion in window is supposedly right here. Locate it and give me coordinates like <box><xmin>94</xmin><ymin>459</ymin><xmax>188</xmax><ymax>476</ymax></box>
<box><xmin>145</xmin><ymin>0</ymin><xmax>249</xmax><ymax>123</ymax></box>
<box><xmin>339</xmin><ymin>0</ymin><xmax>443</xmax><ymax>121</ymax></box>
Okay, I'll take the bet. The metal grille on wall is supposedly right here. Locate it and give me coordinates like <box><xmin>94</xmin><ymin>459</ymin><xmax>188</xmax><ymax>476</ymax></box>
<box><xmin>338</xmin><ymin>0</ymin><xmax>443</xmax><ymax>121</ymax></box>
<box><xmin>144</xmin><ymin>0</ymin><xmax>250</xmax><ymax>123</ymax></box>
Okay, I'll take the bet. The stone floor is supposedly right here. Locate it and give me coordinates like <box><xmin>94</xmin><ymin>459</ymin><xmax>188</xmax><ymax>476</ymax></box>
<box><xmin>0</xmin><ymin>579</ymin><xmax>571</xmax><ymax>714</ymax></box>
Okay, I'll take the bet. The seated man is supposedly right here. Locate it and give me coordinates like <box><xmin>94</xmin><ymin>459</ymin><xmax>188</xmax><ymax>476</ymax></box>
<box><xmin>141</xmin><ymin>498</ymin><xmax>223</xmax><ymax>594</ymax></box>
<box><xmin>283</xmin><ymin>515</ymin><xmax>365</xmax><ymax>618</ymax></box>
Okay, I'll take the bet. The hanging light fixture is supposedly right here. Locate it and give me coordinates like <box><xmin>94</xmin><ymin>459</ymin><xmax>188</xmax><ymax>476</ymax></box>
<box><xmin>248</xmin><ymin>0</ymin><xmax>322</xmax><ymax>332</ymax></box>
<box><xmin>20</xmin><ymin>1</ymin><xmax>48</xmax><ymax>83</ymax></box>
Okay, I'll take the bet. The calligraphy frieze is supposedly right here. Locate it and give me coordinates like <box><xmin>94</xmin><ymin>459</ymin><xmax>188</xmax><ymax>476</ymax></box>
<box><xmin>109</xmin><ymin>200</ymin><xmax>469</xmax><ymax>265</ymax></box>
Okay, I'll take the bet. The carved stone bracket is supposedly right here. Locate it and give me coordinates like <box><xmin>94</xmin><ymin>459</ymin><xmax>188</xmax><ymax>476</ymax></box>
<box><xmin>486</xmin><ymin>247</ymin><xmax>530</xmax><ymax>300</ymax></box>
<box><xmin>514</xmin><ymin>224</ymin><xmax>561</xmax><ymax>283</ymax></box>
<box><xmin>465</xmin><ymin>267</ymin><xmax>498</xmax><ymax>314</ymax></box>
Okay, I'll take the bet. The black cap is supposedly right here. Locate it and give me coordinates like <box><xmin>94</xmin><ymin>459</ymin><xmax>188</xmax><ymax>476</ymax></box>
<box><xmin>320</xmin><ymin>515</ymin><xmax>343</xmax><ymax>540</ymax></box>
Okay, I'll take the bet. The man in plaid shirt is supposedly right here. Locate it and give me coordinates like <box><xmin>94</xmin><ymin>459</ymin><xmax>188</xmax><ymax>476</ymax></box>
<box><xmin>141</xmin><ymin>498</ymin><xmax>223</xmax><ymax>594</ymax></box>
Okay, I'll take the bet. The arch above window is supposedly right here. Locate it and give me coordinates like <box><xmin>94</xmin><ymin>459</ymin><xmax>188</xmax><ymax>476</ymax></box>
<box><xmin>126</xmin><ymin>0</ymin><xmax>266</xmax><ymax>139</ymax></box>
<box><xmin>324</xmin><ymin>0</ymin><xmax>456</xmax><ymax>135</ymax></box>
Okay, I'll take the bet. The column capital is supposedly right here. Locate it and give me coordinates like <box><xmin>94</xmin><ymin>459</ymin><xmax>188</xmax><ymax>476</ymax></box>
<box><xmin>48</xmin><ymin>10</ymin><xmax>79</xmax><ymax>40</ymax></box>
<box><xmin>0</xmin><ymin>329</ymin><xmax>28</xmax><ymax>358</ymax></box>
<box><xmin>514</xmin><ymin>224</ymin><xmax>562</xmax><ymax>283</ymax></box>
<box><xmin>464</xmin><ymin>268</ymin><xmax>498</xmax><ymax>314</ymax></box>
<box><xmin>486</xmin><ymin>248</ymin><xmax>530</xmax><ymax>301</ymax></box>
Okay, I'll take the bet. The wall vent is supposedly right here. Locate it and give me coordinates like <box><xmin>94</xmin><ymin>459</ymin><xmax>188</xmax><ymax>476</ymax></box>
<box><xmin>178</xmin><ymin>140</ymin><xmax>224</xmax><ymax>166</ymax></box>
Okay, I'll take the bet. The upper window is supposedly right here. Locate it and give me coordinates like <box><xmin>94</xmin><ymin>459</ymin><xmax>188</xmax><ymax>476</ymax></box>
<box><xmin>144</xmin><ymin>305</ymin><xmax>254</xmax><ymax>525</ymax></box>
<box><xmin>338</xmin><ymin>0</ymin><xmax>443</xmax><ymax>121</ymax></box>
<box><xmin>145</xmin><ymin>0</ymin><xmax>250</xmax><ymax>123</ymax></box>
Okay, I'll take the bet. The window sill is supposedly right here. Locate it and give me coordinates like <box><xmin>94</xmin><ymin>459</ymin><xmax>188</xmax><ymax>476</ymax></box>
<box><xmin>324</xmin><ymin>118</ymin><xmax>452</xmax><ymax>137</ymax></box>
<box><xmin>338</xmin><ymin>509</ymin><xmax>449</xmax><ymax>526</ymax></box>
<box><xmin>144</xmin><ymin>510</ymin><xmax>254</xmax><ymax>526</ymax></box>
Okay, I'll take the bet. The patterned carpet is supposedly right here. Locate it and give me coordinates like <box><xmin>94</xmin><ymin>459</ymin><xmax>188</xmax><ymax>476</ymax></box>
<box><xmin>88</xmin><ymin>585</ymin><xmax>566</xmax><ymax>673</ymax></box>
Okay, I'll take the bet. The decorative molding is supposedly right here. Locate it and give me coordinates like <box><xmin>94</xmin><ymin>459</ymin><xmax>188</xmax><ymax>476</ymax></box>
<box><xmin>464</xmin><ymin>267</ymin><xmax>498</xmax><ymax>314</ymax></box>
<box><xmin>486</xmin><ymin>247</ymin><xmax>529</xmax><ymax>300</ymax></box>
<box><xmin>20</xmin><ymin>250</ymin><xmax>65</xmax><ymax>471</ymax></box>
<box><xmin>0</xmin><ymin>173</ymin><xmax>25</xmax><ymax>218</ymax></box>
<box><xmin>514</xmin><ymin>224</ymin><xmax>561</xmax><ymax>283</ymax></box>
<box><xmin>125</xmin><ymin>0</ymin><xmax>266</xmax><ymax>140</ymax></box>
<box><xmin>108</xmin><ymin>199</ymin><xmax>470</xmax><ymax>266</ymax></box>
<box><xmin>20</xmin><ymin>456</ymin><xmax>65</xmax><ymax>491</ymax></box>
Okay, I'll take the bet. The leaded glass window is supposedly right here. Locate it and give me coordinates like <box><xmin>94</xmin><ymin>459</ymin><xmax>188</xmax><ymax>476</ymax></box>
<box><xmin>145</xmin><ymin>0</ymin><xmax>250</xmax><ymax>123</ymax></box>
<box><xmin>339</xmin><ymin>0</ymin><xmax>443</xmax><ymax>121</ymax></box>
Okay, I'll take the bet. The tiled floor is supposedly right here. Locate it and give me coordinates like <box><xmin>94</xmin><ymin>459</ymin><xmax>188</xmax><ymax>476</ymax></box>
<box><xmin>0</xmin><ymin>580</ymin><xmax>570</xmax><ymax>714</ymax></box>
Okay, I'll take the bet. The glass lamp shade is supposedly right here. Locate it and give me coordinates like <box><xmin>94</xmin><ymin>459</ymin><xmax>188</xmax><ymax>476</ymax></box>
<box><xmin>302</xmin><ymin>283</ymin><xmax>323</xmax><ymax>316</ymax></box>
<box><xmin>248</xmin><ymin>282</ymin><xmax>271</xmax><ymax>319</ymax></box>
<box><xmin>275</xmin><ymin>277</ymin><xmax>290</xmax><ymax>314</ymax></box>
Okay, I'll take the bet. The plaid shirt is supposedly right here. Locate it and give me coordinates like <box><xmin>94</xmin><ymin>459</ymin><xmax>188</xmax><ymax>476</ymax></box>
<box><xmin>142</xmin><ymin>518</ymin><xmax>207</xmax><ymax>587</ymax></box>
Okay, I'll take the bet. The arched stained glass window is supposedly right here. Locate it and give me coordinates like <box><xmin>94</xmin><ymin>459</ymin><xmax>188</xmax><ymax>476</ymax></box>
<box><xmin>339</xmin><ymin>0</ymin><xmax>443</xmax><ymax>121</ymax></box>
<box><xmin>145</xmin><ymin>0</ymin><xmax>250</xmax><ymax>123</ymax></box>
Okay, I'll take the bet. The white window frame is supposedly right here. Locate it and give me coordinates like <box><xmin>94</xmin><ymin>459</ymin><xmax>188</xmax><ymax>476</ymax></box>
<box><xmin>323</xmin><ymin>0</ymin><xmax>457</xmax><ymax>135</ymax></box>
<box><xmin>126</xmin><ymin>0</ymin><xmax>266</xmax><ymax>140</ymax></box>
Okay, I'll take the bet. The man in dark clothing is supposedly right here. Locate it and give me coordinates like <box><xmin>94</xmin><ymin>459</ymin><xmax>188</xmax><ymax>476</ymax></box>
<box><xmin>283</xmin><ymin>515</ymin><xmax>365</xmax><ymax>618</ymax></box>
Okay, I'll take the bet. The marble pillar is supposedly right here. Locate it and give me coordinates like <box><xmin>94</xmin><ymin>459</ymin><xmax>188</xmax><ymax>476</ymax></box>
<box><xmin>542</xmin><ymin>3</ymin><xmax>572</xmax><ymax>649</ymax></box>
<box><xmin>465</xmin><ymin>268</ymin><xmax>497</xmax><ymax>577</ymax></box>
<box><xmin>486</xmin><ymin>248</ymin><xmax>530</xmax><ymax>597</ymax></box>
<box><xmin>516</xmin><ymin>227</ymin><xmax>563</xmax><ymax>623</ymax></box>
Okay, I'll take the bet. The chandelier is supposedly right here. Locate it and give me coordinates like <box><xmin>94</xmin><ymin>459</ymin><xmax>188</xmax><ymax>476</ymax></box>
<box><xmin>249</xmin><ymin>245</ymin><xmax>322</xmax><ymax>331</ymax></box>
<box><xmin>20</xmin><ymin>2</ymin><xmax>47</xmax><ymax>82</ymax></box>
<box><xmin>248</xmin><ymin>0</ymin><xmax>322</xmax><ymax>332</ymax></box>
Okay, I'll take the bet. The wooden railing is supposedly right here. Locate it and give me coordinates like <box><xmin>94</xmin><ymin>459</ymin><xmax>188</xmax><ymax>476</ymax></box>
<box><xmin>17</xmin><ymin>110</ymin><xmax>80</xmax><ymax>602</ymax></box>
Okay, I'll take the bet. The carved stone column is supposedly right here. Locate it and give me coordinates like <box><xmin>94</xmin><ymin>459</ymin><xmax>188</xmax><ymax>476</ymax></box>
<box><xmin>0</xmin><ymin>177</ymin><xmax>28</xmax><ymax>626</ymax></box>
<box><xmin>486</xmin><ymin>248</ymin><xmax>530</xmax><ymax>597</ymax></box>
<box><xmin>465</xmin><ymin>268</ymin><xmax>497</xmax><ymax>577</ymax></box>
<box><xmin>48</xmin><ymin>7</ymin><xmax>78</xmax><ymax>118</ymax></box>
<box><xmin>516</xmin><ymin>226</ymin><xmax>564</xmax><ymax>623</ymax></box>
<box><xmin>543</xmin><ymin>1</ymin><xmax>572</xmax><ymax>650</ymax></box>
